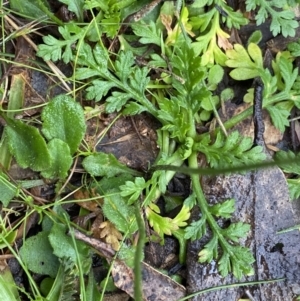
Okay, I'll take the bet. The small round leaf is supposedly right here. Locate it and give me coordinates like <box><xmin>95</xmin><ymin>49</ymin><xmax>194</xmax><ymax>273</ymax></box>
<box><xmin>42</xmin><ymin>95</ymin><xmax>86</xmax><ymax>154</ymax></box>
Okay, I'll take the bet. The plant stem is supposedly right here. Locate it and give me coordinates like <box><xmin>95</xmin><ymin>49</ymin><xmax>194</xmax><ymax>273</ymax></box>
<box><xmin>133</xmin><ymin>203</ymin><xmax>145</xmax><ymax>301</ymax></box>
<box><xmin>195</xmin><ymin>106</ymin><xmax>252</xmax><ymax>142</ymax></box>
<box><xmin>188</xmin><ymin>151</ymin><xmax>214</xmax><ymax>224</ymax></box>
<box><xmin>188</xmin><ymin>151</ymin><xmax>234</xmax><ymax>257</ymax></box>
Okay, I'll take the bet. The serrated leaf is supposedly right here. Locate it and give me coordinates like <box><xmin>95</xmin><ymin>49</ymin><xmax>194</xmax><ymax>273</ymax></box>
<box><xmin>218</xmin><ymin>245</ymin><xmax>254</xmax><ymax>278</ymax></box>
<box><xmin>37</xmin><ymin>25</ymin><xmax>82</xmax><ymax>64</ymax></box>
<box><xmin>77</xmin><ymin>43</ymin><xmax>97</xmax><ymax>68</ymax></box>
<box><xmin>275</xmin><ymin>150</ymin><xmax>300</xmax><ymax>174</ymax></box>
<box><xmin>278</xmin><ymin>56</ymin><xmax>298</xmax><ymax>91</ymax></box>
<box><xmin>37</xmin><ymin>36</ymin><xmax>63</xmax><ymax>62</ymax></box>
<box><xmin>223</xmin><ymin>222</ymin><xmax>250</xmax><ymax>242</ymax></box>
<box><xmin>198</xmin><ymin>247</ymin><xmax>214</xmax><ymax>263</ymax></box>
<box><xmin>226</xmin><ymin>43</ymin><xmax>263</xmax><ymax>80</ymax></box>
<box><xmin>184</xmin><ymin>216</ymin><xmax>207</xmax><ymax>240</ymax></box>
<box><xmin>41</xmin><ymin>94</ymin><xmax>86</xmax><ymax>154</ymax></box>
<box><xmin>115</xmin><ymin>51</ymin><xmax>134</xmax><ymax>83</ymax></box>
<box><xmin>102</xmin><ymin>194</ymin><xmax>138</xmax><ymax>235</ymax></box>
<box><xmin>209</xmin><ymin>199</ymin><xmax>235</xmax><ymax>218</ymax></box>
<box><xmin>218</xmin><ymin>252</ymin><xmax>230</xmax><ymax>277</ymax></box>
<box><xmin>246</xmin><ymin>0</ymin><xmax>298</xmax><ymax>38</ymax></box>
<box><xmin>100</xmin><ymin>14</ymin><xmax>120</xmax><ymax>38</ymax></box>
<box><xmin>85</xmin><ymin>80</ymin><xmax>116</xmax><ymax>101</ymax></box>
<box><xmin>105</xmin><ymin>91</ymin><xmax>132</xmax><ymax>113</ymax></box>
<box><xmin>234</xmin><ymin>136</ymin><xmax>253</xmax><ymax>153</ymax></box>
<box><xmin>82</xmin><ymin>152</ymin><xmax>137</xmax><ymax>178</ymax></box>
<box><xmin>230</xmin><ymin>246</ymin><xmax>255</xmax><ymax>278</ymax></box>
<box><xmin>131</xmin><ymin>21</ymin><xmax>161</xmax><ymax>46</ymax></box>
<box><xmin>5</xmin><ymin>119</ymin><xmax>51</xmax><ymax>171</ymax></box>
<box><xmin>75</xmin><ymin>68</ymin><xmax>100</xmax><ymax>80</ymax></box>
<box><xmin>223</xmin><ymin>131</ymin><xmax>240</xmax><ymax>151</ymax></box>
<box><xmin>287</xmin><ymin>178</ymin><xmax>300</xmax><ymax>200</ymax></box>
<box><xmin>183</xmin><ymin>193</ymin><xmax>196</xmax><ymax>208</ymax></box>
<box><xmin>288</xmin><ymin>40</ymin><xmax>300</xmax><ymax>57</ymax></box>
<box><xmin>120</xmin><ymin>177</ymin><xmax>147</xmax><ymax>205</ymax></box>
<box><xmin>129</xmin><ymin>68</ymin><xmax>150</xmax><ymax>94</ymax></box>
<box><xmin>146</xmin><ymin>204</ymin><xmax>178</xmax><ymax>237</ymax></box>
<box><xmin>123</xmin><ymin>102</ymin><xmax>146</xmax><ymax>115</ymax></box>
<box><xmin>93</xmin><ymin>43</ymin><xmax>110</xmax><ymax>70</ymax></box>
<box><xmin>280</xmin><ymin>18</ymin><xmax>298</xmax><ymax>38</ymax></box>
<box><xmin>41</xmin><ymin>139</ymin><xmax>72</xmax><ymax>180</ymax></box>
<box><xmin>266</xmin><ymin>103</ymin><xmax>290</xmax><ymax>132</ymax></box>
<box><xmin>198</xmin><ymin>235</ymin><xmax>218</xmax><ymax>263</ymax></box>
<box><xmin>226</xmin><ymin>44</ymin><xmax>254</xmax><ymax>68</ymax></box>
<box><xmin>196</xmin><ymin>131</ymin><xmax>266</xmax><ymax>169</ymax></box>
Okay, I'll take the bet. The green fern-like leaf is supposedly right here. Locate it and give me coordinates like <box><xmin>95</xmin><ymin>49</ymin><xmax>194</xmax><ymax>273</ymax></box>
<box><xmin>146</xmin><ymin>204</ymin><xmax>178</xmax><ymax>237</ymax></box>
<box><xmin>102</xmin><ymin>194</ymin><xmax>138</xmax><ymax>235</ymax></box>
<box><xmin>37</xmin><ymin>24</ymin><xmax>83</xmax><ymax>64</ymax></box>
<box><xmin>131</xmin><ymin>21</ymin><xmax>162</xmax><ymax>47</ymax></box>
<box><xmin>184</xmin><ymin>216</ymin><xmax>207</xmax><ymax>240</ymax></box>
<box><xmin>46</xmin><ymin>257</ymin><xmax>77</xmax><ymax>301</ymax></box>
<box><xmin>120</xmin><ymin>177</ymin><xmax>148</xmax><ymax>205</ymax></box>
<box><xmin>245</xmin><ymin>0</ymin><xmax>298</xmax><ymax>37</ymax></box>
<box><xmin>146</xmin><ymin>203</ymin><xmax>190</xmax><ymax>238</ymax></box>
<box><xmin>75</xmin><ymin>44</ymin><xmax>156</xmax><ymax>115</ymax></box>
<box><xmin>195</xmin><ymin>131</ymin><xmax>266</xmax><ymax>169</ymax></box>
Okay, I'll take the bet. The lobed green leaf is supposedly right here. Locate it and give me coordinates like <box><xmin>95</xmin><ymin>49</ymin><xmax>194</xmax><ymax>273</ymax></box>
<box><xmin>102</xmin><ymin>194</ymin><xmax>138</xmax><ymax>235</ymax></box>
<box><xmin>120</xmin><ymin>177</ymin><xmax>147</xmax><ymax>205</ymax></box>
<box><xmin>209</xmin><ymin>199</ymin><xmax>235</xmax><ymax>219</ymax></box>
<box><xmin>184</xmin><ymin>216</ymin><xmax>207</xmax><ymax>240</ymax></box>
<box><xmin>222</xmin><ymin>222</ymin><xmax>251</xmax><ymax>243</ymax></box>
<box><xmin>115</xmin><ymin>51</ymin><xmax>134</xmax><ymax>84</ymax></box>
<box><xmin>131</xmin><ymin>21</ymin><xmax>161</xmax><ymax>46</ymax></box>
<box><xmin>105</xmin><ymin>91</ymin><xmax>132</xmax><ymax>113</ymax></box>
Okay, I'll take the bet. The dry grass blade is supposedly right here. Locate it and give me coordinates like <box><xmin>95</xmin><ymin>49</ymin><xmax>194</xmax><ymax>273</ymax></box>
<box><xmin>3</xmin><ymin>13</ymin><xmax>71</xmax><ymax>92</ymax></box>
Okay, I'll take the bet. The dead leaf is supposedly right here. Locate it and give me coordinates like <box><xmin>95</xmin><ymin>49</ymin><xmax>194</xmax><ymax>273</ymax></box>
<box><xmin>70</xmin><ymin>229</ymin><xmax>186</xmax><ymax>301</ymax></box>
<box><xmin>99</xmin><ymin>221</ymin><xmax>123</xmax><ymax>251</ymax></box>
<box><xmin>217</xmin><ymin>34</ymin><xmax>233</xmax><ymax>50</ymax></box>
<box><xmin>74</xmin><ymin>188</ymin><xmax>101</xmax><ymax>211</ymax></box>
<box><xmin>111</xmin><ymin>260</ymin><xmax>186</xmax><ymax>301</ymax></box>
<box><xmin>220</xmin><ymin>102</ymin><xmax>283</xmax><ymax>146</ymax></box>
<box><xmin>90</xmin><ymin>213</ymin><xmax>103</xmax><ymax>237</ymax></box>
<box><xmin>160</xmin><ymin>14</ymin><xmax>173</xmax><ymax>33</ymax></box>
<box><xmin>294</xmin><ymin>119</ymin><xmax>300</xmax><ymax>143</ymax></box>
<box><xmin>103</xmin><ymin>292</ymin><xmax>130</xmax><ymax>301</ymax></box>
